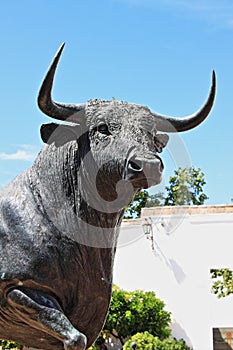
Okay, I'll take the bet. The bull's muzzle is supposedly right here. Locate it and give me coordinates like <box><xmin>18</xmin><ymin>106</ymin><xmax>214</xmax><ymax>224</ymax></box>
<box><xmin>125</xmin><ymin>155</ymin><xmax>164</xmax><ymax>188</ymax></box>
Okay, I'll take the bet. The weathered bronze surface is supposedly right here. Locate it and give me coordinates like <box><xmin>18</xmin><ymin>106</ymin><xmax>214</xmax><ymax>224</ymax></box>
<box><xmin>0</xmin><ymin>44</ymin><xmax>216</xmax><ymax>350</ymax></box>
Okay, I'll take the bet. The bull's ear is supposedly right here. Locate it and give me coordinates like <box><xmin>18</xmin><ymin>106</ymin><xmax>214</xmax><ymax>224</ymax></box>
<box><xmin>154</xmin><ymin>133</ymin><xmax>169</xmax><ymax>153</ymax></box>
<box><xmin>40</xmin><ymin>123</ymin><xmax>81</xmax><ymax>147</ymax></box>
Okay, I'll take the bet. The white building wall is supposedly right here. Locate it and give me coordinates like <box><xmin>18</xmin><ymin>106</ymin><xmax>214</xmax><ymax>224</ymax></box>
<box><xmin>113</xmin><ymin>207</ymin><xmax>233</xmax><ymax>350</ymax></box>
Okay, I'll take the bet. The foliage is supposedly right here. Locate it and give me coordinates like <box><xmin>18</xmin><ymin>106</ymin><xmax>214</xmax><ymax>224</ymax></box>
<box><xmin>123</xmin><ymin>332</ymin><xmax>191</xmax><ymax>350</ymax></box>
<box><xmin>124</xmin><ymin>190</ymin><xmax>149</xmax><ymax>218</ymax></box>
<box><xmin>123</xmin><ymin>331</ymin><xmax>161</xmax><ymax>350</ymax></box>
<box><xmin>164</xmin><ymin>167</ymin><xmax>208</xmax><ymax>206</ymax></box>
<box><xmin>102</xmin><ymin>286</ymin><xmax>171</xmax><ymax>345</ymax></box>
<box><xmin>145</xmin><ymin>192</ymin><xmax>165</xmax><ymax>207</ymax></box>
<box><xmin>0</xmin><ymin>340</ymin><xmax>22</xmax><ymax>349</ymax></box>
<box><xmin>210</xmin><ymin>268</ymin><xmax>233</xmax><ymax>298</ymax></box>
<box><xmin>160</xmin><ymin>337</ymin><xmax>191</xmax><ymax>350</ymax></box>
<box><xmin>124</xmin><ymin>167</ymin><xmax>208</xmax><ymax>217</ymax></box>
<box><xmin>88</xmin><ymin>343</ymin><xmax>100</xmax><ymax>350</ymax></box>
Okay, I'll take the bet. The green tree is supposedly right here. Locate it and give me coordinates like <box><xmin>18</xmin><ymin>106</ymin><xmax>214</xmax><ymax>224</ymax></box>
<box><xmin>123</xmin><ymin>332</ymin><xmax>191</xmax><ymax>350</ymax></box>
<box><xmin>102</xmin><ymin>286</ymin><xmax>171</xmax><ymax>345</ymax></box>
<box><xmin>164</xmin><ymin>166</ymin><xmax>208</xmax><ymax>206</ymax></box>
<box><xmin>124</xmin><ymin>190</ymin><xmax>149</xmax><ymax>218</ymax></box>
<box><xmin>210</xmin><ymin>268</ymin><xmax>233</xmax><ymax>298</ymax></box>
<box><xmin>145</xmin><ymin>192</ymin><xmax>165</xmax><ymax>207</ymax></box>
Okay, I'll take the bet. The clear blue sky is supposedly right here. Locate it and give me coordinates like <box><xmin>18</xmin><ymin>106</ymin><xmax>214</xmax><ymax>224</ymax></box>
<box><xmin>0</xmin><ymin>0</ymin><xmax>232</xmax><ymax>204</ymax></box>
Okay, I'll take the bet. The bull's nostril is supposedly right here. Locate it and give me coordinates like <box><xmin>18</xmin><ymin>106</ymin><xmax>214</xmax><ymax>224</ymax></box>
<box><xmin>128</xmin><ymin>158</ymin><xmax>143</xmax><ymax>172</ymax></box>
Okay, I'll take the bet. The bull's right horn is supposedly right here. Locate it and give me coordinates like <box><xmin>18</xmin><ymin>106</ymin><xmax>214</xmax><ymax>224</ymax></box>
<box><xmin>38</xmin><ymin>43</ymin><xmax>86</xmax><ymax>123</ymax></box>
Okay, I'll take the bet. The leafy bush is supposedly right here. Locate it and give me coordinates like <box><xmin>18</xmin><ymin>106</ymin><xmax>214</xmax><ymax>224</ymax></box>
<box><xmin>123</xmin><ymin>331</ymin><xmax>161</xmax><ymax>350</ymax></box>
<box><xmin>123</xmin><ymin>332</ymin><xmax>191</xmax><ymax>350</ymax></box>
<box><xmin>0</xmin><ymin>340</ymin><xmax>22</xmax><ymax>349</ymax></box>
<box><xmin>210</xmin><ymin>268</ymin><xmax>233</xmax><ymax>298</ymax></box>
<box><xmin>104</xmin><ymin>286</ymin><xmax>171</xmax><ymax>344</ymax></box>
<box><xmin>160</xmin><ymin>337</ymin><xmax>191</xmax><ymax>350</ymax></box>
<box><xmin>88</xmin><ymin>344</ymin><xmax>99</xmax><ymax>350</ymax></box>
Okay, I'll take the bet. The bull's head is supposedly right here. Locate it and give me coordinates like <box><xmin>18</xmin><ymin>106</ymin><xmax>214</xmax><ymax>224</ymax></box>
<box><xmin>38</xmin><ymin>43</ymin><xmax>216</xmax><ymax>204</ymax></box>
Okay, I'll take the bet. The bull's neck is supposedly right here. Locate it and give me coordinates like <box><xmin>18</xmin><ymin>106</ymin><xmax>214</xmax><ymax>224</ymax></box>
<box><xmin>30</xmin><ymin>142</ymin><xmax>125</xmax><ymax>249</ymax></box>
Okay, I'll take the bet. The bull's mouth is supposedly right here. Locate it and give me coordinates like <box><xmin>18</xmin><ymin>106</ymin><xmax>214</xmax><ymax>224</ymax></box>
<box><xmin>127</xmin><ymin>174</ymin><xmax>162</xmax><ymax>189</ymax></box>
<box><xmin>124</xmin><ymin>153</ymin><xmax>164</xmax><ymax>189</ymax></box>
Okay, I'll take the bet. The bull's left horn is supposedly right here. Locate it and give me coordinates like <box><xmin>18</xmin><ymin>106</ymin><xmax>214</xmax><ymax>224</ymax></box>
<box><xmin>38</xmin><ymin>43</ymin><xmax>85</xmax><ymax>123</ymax></box>
<box><xmin>152</xmin><ymin>71</ymin><xmax>216</xmax><ymax>132</ymax></box>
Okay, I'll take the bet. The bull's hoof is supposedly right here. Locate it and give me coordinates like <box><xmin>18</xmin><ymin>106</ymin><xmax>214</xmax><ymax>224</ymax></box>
<box><xmin>64</xmin><ymin>332</ymin><xmax>87</xmax><ymax>350</ymax></box>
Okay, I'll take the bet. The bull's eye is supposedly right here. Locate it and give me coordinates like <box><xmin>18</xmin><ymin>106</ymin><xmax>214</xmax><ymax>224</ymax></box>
<box><xmin>97</xmin><ymin>124</ymin><xmax>111</xmax><ymax>136</ymax></box>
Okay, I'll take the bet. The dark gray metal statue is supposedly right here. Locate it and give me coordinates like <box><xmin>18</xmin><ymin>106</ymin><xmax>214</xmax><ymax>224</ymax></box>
<box><xmin>0</xmin><ymin>43</ymin><xmax>216</xmax><ymax>350</ymax></box>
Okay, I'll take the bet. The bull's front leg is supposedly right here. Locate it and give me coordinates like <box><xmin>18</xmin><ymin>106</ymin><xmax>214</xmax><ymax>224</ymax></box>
<box><xmin>7</xmin><ymin>288</ymin><xmax>87</xmax><ymax>350</ymax></box>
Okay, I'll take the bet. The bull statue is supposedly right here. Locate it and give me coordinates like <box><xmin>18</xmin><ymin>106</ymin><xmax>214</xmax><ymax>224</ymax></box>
<box><xmin>0</xmin><ymin>43</ymin><xmax>216</xmax><ymax>350</ymax></box>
